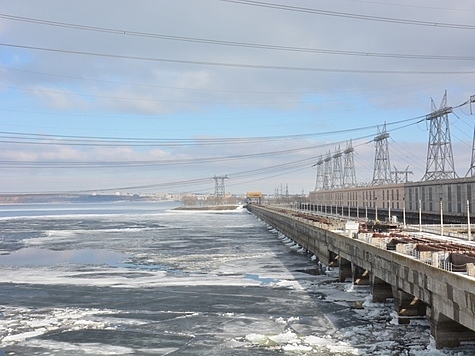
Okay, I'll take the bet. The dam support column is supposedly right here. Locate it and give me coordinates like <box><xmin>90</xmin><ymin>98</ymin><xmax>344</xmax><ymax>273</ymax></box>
<box><xmin>392</xmin><ymin>288</ymin><xmax>426</xmax><ymax>324</ymax></box>
<box><xmin>353</xmin><ymin>265</ymin><xmax>370</xmax><ymax>285</ymax></box>
<box><xmin>371</xmin><ymin>276</ymin><xmax>393</xmax><ymax>302</ymax></box>
<box><xmin>429</xmin><ymin>308</ymin><xmax>475</xmax><ymax>349</ymax></box>
<box><xmin>328</xmin><ymin>251</ymin><xmax>339</xmax><ymax>267</ymax></box>
<box><xmin>339</xmin><ymin>257</ymin><xmax>352</xmax><ymax>282</ymax></box>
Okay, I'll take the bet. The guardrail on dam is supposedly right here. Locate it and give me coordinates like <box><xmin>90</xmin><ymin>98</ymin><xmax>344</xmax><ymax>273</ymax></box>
<box><xmin>246</xmin><ymin>204</ymin><xmax>475</xmax><ymax>349</ymax></box>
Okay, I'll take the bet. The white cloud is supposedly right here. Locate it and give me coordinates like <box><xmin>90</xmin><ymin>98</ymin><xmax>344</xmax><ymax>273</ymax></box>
<box><xmin>1</xmin><ymin>0</ymin><xmax>475</xmax><ymax>193</ymax></box>
<box><xmin>29</xmin><ymin>85</ymin><xmax>89</xmax><ymax>110</ymax></box>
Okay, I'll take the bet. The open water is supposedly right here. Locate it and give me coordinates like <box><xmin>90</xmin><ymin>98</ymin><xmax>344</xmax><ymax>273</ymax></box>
<box><xmin>0</xmin><ymin>201</ymin><xmax>474</xmax><ymax>355</ymax></box>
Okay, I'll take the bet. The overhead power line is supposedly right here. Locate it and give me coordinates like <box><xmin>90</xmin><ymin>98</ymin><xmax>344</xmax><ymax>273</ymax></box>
<box><xmin>0</xmin><ymin>13</ymin><xmax>474</xmax><ymax>61</ymax></box>
<box><xmin>0</xmin><ymin>142</ymin><xmax>357</xmax><ymax>169</ymax></box>
<box><xmin>0</xmin><ymin>117</ymin><xmax>429</xmax><ymax>171</ymax></box>
<box><xmin>2</xmin><ymin>43</ymin><xmax>475</xmax><ymax>75</ymax></box>
<box><xmin>0</xmin><ymin>159</ymin><xmax>315</xmax><ymax>195</ymax></box>
<box><xmin>4</xmin><ymin>66</ymin><xmax>446</xmax><ymax>97</ymax></box>
<box><xmin>220</xmin><ymin>0</ymin><xmax>475</xmax><ymax>30</ymax></box>
<box><xmin>42</xmin><ymin>177</ymin><xmax>215</xmax><ymax>194</ymax></box>
<box><xmin>344</xmin><ymin>0</ymin><xmax>475</xmax><ymax>12</ymax></box>
<box><xmin>0</xmin><ymin>115</ymin><xmax>423</xmax><ymax>147</ymax></box>
<box><xmin>0</xmin><ymin>119</ymin><xmax>424</xmax><ymax>171</ymax></box>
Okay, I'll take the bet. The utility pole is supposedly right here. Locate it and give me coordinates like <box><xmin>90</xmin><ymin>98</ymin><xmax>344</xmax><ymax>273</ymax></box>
<box><xmin>466</xmin><ymin>95</ymin><xmax>475</xmax><ymax>176</ymax></box>
<box><xmin>469</xmin><ymin>126</ymin><xmax>475</xmax><ymax>177</ymax></box>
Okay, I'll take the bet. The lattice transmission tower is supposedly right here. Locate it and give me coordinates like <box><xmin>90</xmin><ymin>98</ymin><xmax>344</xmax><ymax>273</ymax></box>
<box><xmin>213</xmin><ymin>175</ymin><xmax>228</xmax><ymax>197</ymax></box>
<box><xmin>343</xmin><ymin>140</ymin><xmax>356</xmax><ymax>187</ymax></box>
<box><xmin>314</xmin><ymin>155</ymin><xmax>324</xmax><ymax>190</ymax></box>
<box><xmin>422</xmin><ymin>91</ymin><xmax>457</xmax><ymax>181</ymax></box>
<box><xmin>372</xmin><ymin>123</ymin><xmax>393</xmax><ymax>185</ymax></box>
<box><xmin>331</xmin><ymin>146</ymin><xmax>343</xmax><ymax>189</ymax></box>
<box><xmin>323</xmin><ymin>151</ymin><xmax>332</xmax><ymax>190</ymax></box>
<box><xmin>392</xmin><ymin>166</ymin><xmax>413</xmax><ymax>183</ymax></box>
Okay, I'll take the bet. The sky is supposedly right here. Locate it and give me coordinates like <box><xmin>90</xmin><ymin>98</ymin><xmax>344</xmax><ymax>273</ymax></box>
<box><xmin>1</xmin><ymin>0</ymin><xmax>475</xmax><ymax>196</ymax></box>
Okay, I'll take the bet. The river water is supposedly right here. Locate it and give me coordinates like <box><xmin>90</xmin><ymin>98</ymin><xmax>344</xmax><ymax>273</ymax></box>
<box><xmin>0</xmin><ymin>201</ymin><xmax>473</xmax><ymax>355</ymax></box>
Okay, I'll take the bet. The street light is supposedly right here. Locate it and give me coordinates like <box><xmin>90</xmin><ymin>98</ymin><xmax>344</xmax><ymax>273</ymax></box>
<box><xmin>365</xmin><ymin>197</ymin><xmax>368</xmax><ymax>221</ymax></box>
<box><xmin>468</xmin><ymin>200</ymin><xmax>472</xmax><ymax>241</ymax></box>
<box><xmin>402</xmin><ymin>196</ymin><xmax>406</xmax><ymax>228</ymax></box>
<box><xmin>375</xmin><ymin>196</ymin><xmax>378</xmax><ymax>221</ymax></box>
<box><xmin>419</xmin><ymin>199</ymin><xmax>422</xmax><ymax>232</ymax></box>
<box><xmin>388</xmin><ymin>198</ymin><xmax>391</xmax><ymax>223</ymax></box>
<box><xmin>440</xmin><ymin>197</ymin><xmax>444</xmax><ymax>237</ymax></box>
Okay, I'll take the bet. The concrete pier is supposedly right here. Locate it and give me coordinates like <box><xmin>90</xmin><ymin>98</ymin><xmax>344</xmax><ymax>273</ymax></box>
<box><xmin>371</xmin><ymin>276</ymin><xmax>392</xmax><ymax>302</ymax></box>
<box><xmin>247</xmin><ymin>204</ymin><xmax>475</xmax><ymax>349</ymax></box>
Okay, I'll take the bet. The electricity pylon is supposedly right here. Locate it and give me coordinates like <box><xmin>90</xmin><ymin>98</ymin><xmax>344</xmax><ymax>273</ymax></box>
<box><xmin>331</xmin><ymin>146</ymin><xmax>343</xmax><ymax>189</ymax></box>
<box><xmin>422</xmin><ymin>91</ymin><xmax>457</xmax><ymax>181</ymax></box>
<box><xmin>323</xmin><ymin>151</ymin><xmax>332</xmax><ymax>190</ymax></box>
<box><xmin>343</xmin><ymin>140</ymin><xmax>356</xmax><ymax>187</ymax></box>
<box><xmin>372</xmin><ymin>123</ymin><xmax>392</xmax><ymax>185</ymax></box>
<box><xmin>213</xmin><ymin>175</ymin><xmax>228</xmax><ymax>197</ymax></box>
<box><xmin>314</xmin><ymin>155</ymin><xmax>324</xmax><ymax>191</ymax></box>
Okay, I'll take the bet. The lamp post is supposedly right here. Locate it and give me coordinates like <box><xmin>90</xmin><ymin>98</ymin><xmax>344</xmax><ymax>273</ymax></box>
<box><xmin>365</xmin><ymin>198</ymin><xmax>368</xmax><ymax>221</ymax></box>
<box><xmin>356</xmin><ymin>196</ymin><xmax>359</xmax><ymax>220</ymax></box>
<box><xmin>468</xmin><ymin>200</ymin><xmax>472</xmax><ymax>241</ymax></box>
<box><xmin>440</xmin><ymin>197</ymin><xmax>444</xmax><ymax>237</ymax></box>
<box><xmin>388</xmin><ymin>198</ymin><xmax>391</xmax><ymax>223</ymax></box>
<box><xmin>375</xmin><ymin>197</ymin><xmax>378</xmax><ymax>222</ymax></box>
<box><xmin>402</xmin><ymin>196</ymin><xmax>406</xmax><ymax>229</ymax></box>
<box><xmin>419</xmin><ymin>199</ymin><xmax>422</xmax><ymax>232</ymax></box>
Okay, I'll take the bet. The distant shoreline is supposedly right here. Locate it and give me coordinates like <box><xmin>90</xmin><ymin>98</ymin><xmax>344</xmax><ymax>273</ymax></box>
<box><xmin>0</xmin><ymin>194</ymin><xmax>171</xmax><ymax>204</ymax></box>
<box><xmin>173</xmin><ymin>205</ymin><xmax>244</xmax><ymax>211</ymax></box>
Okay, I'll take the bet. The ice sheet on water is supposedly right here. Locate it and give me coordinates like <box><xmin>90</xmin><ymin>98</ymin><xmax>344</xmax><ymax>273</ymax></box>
<box><xmin>3</xmin><ymin>202</ymin><xmax>475</xmax><ymax>355</ymax></box>
<box><xmin>0</xmin><ymin>306</ymin><xmax>116</xmax><ymax>346</ymax></box>
<box><xmin>13</xmin><ymin>339</ymin><xmax>137</xmax><ymax>355</ymax></box>
<box><xmin>0</xmin><ymin>247</ymin><xmax>126</xmax><ymax>267</ymax></box>
<box><xmin>243</xmin><ymin>330</ymin><xmax>357</xmax><ymax>354</ymax></box>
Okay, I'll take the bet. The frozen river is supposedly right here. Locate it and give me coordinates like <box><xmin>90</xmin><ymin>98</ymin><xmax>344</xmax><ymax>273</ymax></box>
<box><xmin>0</xmin><ymin>201</ymin><xmax>472</xmax><ymax>355</ymax></box>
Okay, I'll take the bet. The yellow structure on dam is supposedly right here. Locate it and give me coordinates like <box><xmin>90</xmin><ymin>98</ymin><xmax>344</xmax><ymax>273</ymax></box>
<box><xmin>246</xmin><ymin>191</ymin><xmax>262</xmax><ymax>204</ymax></box>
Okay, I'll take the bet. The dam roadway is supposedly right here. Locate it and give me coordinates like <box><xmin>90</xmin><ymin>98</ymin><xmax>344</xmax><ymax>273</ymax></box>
<box><xmin>246</xmin><ymin>204</ymin><xmax>475</xmax><ymax>349</ymax></box>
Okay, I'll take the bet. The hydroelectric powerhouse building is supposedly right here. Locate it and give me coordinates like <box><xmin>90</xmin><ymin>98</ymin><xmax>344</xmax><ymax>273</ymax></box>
<box><xmin>308</xmin><ymin>92</ymin><xmax>475</xmax><ymax>224</ymax></box>
<box><xmin>308</xmin><ymin>176</ymin><xmax>475</xmax><ymax>224</ymax></box>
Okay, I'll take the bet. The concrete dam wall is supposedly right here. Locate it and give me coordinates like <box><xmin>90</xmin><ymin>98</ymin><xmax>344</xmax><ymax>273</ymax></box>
<box><xmin>247</xmin><ymin>204</ymin><xmax>475</xmax><ymax>349</ymax></box>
